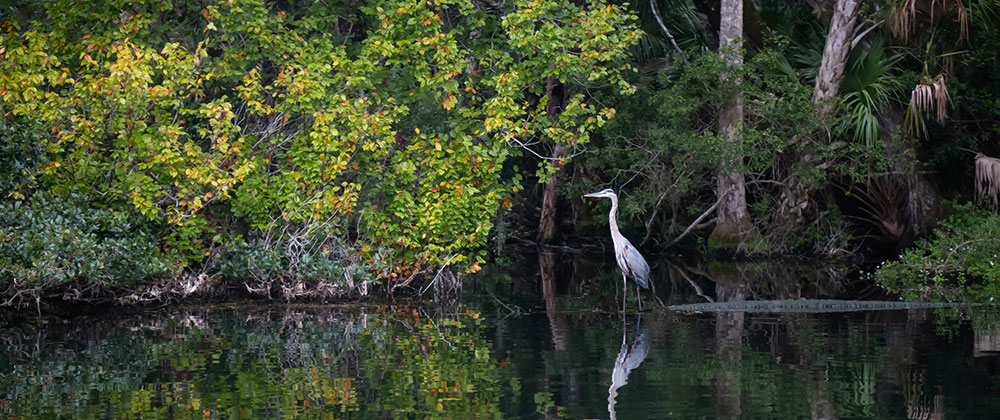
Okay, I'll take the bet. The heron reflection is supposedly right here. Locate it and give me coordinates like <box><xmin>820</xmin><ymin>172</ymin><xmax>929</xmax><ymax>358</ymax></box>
<box><xmin>607</xmin><ymin>321</ymin><xmax>649</xmax><ymax>420</ymax></box>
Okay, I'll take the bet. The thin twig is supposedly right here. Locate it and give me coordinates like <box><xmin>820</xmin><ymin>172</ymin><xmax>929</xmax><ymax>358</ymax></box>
<box><xmin>641</xmin><ymin>187</ymin><xmax>671</xmax><ymax>246</ymax></box>
<box><xmin>420</xmin><ymin>254</ymin><xmax>458</xmax><ymax>296</ymax></box>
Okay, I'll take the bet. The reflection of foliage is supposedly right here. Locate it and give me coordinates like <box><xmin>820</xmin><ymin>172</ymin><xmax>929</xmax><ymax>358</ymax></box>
<box><xmin>900</xmin><ymin>368</ymin><xmax>934</xmax><ymax>419</ymax></box>
<box><xmin>932</xmin><ymin>306</ymin><xmax>1000</xmax><ymax>338</ymax></box>
<box><xmin>0</xmin><ymin>307</ymin><xmax>506</xmax><ymax>419</ymax></box>
<box><xmin>843</xmin><ymin>362</ymin><xmax>879</xmax><ymax>418</ymax></box>
<box><xmin>4</xmin><ymin>302</ymin><xmax>1000</xmax><ymax>419</ymax></box>
<box><xmin>533</xmin><ymin>391</ymin><xmax>556</xmax><ymax>416</ymax></box>
<box><xmin>361</xmin><ymin>311</ymin><xmax>503</xmax><ymax>418</ymax></box>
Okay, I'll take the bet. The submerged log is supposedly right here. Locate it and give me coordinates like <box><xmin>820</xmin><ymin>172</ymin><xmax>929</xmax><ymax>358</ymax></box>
<box><xmin>670</xmin><ymin>299</ymin><xmax>982</xmax><ymax>313</ymax></box>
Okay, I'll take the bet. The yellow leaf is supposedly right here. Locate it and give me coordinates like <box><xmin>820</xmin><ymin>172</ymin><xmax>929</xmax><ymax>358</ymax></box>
<box><xmin>434</xmin><ymin>142</ymin><xmax>442</xmax><ymax>151</ymax></box>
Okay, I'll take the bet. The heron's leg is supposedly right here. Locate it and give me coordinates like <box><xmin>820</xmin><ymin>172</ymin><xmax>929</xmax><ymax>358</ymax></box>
<box><xmin>636</xmin><ymin>283</ymin><xmax>642</xmax><ymax>312</ymax></box>
<box><xmin>621</xmin><ymin>274</ymin><xmax>627</xmax><ymax>313</ymax></box>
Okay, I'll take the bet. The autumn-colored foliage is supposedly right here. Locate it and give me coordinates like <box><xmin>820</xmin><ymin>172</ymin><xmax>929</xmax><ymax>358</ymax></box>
<box><xmin>0</xmin><ymin>0</ymin><xmax>639</xmax><ymax>302</ymax></box>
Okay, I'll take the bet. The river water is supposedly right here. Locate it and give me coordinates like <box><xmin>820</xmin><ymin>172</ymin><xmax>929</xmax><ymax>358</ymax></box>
<box><xmin>3</xmin><ymin>252</ymin><xmax>1000</xmax><ymax>419</ymax></box>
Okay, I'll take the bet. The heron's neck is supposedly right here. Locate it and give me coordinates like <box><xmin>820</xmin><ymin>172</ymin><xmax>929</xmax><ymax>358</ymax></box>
<box><xmin>608</xmin><ymin>195</ymin><xmax>623</xmax><ymax>243</ymax></box>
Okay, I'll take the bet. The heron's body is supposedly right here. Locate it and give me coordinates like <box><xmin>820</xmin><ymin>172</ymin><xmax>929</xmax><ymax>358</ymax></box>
<box><xmin>584</xmin><ymin>188</ymin><xmax>650</xmax><ymax>310</ymax></box>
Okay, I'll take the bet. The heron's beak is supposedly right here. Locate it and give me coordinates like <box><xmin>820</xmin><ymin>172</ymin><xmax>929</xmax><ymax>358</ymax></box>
<box><xmin>583</xmin><ymin>191</ymin><xmax>602</xmax><ymax>198</ymax></box>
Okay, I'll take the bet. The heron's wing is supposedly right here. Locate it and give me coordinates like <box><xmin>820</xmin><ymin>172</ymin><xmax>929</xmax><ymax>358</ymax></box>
<box><xmin>624</xmin><ymin>327</ymin><xmax>649</xmax><ymax>369</ymax></box>
<box><xmin>621</xmin><ymin>240</ymin><xmax>650</xmax><ymax>289</ymax></box>
<box><xmin>615</xmin><ymin>248</ymin><xmax>630</xmax><ymax>276</ymax></box>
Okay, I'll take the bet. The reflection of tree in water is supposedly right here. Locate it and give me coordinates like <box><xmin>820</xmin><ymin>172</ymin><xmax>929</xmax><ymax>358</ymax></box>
<box><xmin>712</xmin><ymin>265</ymin><xmax>747</xmax><ymax>420</ymax></box>
<box><xmin>486</xmin><ymin>252</ymin><xmax>1000</xmax><ymax>419</ymax></box>
<box><xmin>901</xmin><ymin>368</ymin><xmax>945</xmax><ymax>420</ymax></box>
<box><xmin>845</xmin><ymin>361</ymin><xmax>878</xmax><ymax>417</ymax></box>
<box><xmin>670</xmin><ymin>259</ymin><xmax>851</xmax><ymax>304</ymax></box>
<box><xmin>541</xmin><ymin>251</ymin><xmax>569</xmax><ymax>351</ymax></box>
<box><xmin>538</xmin><ymin>250</ymin><xmax>599</xmax><ymax>418</ymax></box>
<box><xmin>0</xmin><ymin>306</ymin><xmax>508</xmax><ymax>419</ymax></box>
<box><xmin>667</xmin><ymin>261</ymin><xmax>989</xmax><ymax>420</ymax></box>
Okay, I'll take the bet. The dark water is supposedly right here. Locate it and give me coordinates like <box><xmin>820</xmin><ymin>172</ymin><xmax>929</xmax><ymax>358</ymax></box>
<box><xmin>3</xmin><ymin>253</ymin><xmax>1000</xmax><ymax>419</ymax></box>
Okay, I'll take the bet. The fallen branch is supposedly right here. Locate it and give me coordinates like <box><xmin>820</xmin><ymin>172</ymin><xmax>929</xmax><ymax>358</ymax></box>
<box><xmin>390</xmin><ymin>265</ymin><xmax>434</xmax><ymax>294</ymax></box>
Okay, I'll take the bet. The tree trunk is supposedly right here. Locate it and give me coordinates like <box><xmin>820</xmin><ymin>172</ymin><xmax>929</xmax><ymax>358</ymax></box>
<box><xmin>537</xmin><ymin>143</ymin><xmax>569</xmax><ymax>244</ymax></box>
<box><xmin>779</xmin><ymin>0</ymin><xmax>859</xmax><ymax>226</ymax></box>
<box><xmin>708</xmin><ymin>0</ymin><xmax>752</xmax><ymax>248</ymax></box>
<box><xmin>813</xmin><ymin>0</ymin><xmax>860</xmax><ymax>118</ymax></box>
<box><xmin>879</xmin><ymin>106</ymin><xmax>943</xmax><ymax>241</ymax></box>
<box><xmin>537</xmin><ymin>77</ymin><xmax>569</xmax><ymax>244</ymax></box>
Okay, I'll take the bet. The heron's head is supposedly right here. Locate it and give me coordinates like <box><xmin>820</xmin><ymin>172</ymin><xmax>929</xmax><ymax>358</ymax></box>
<box><xmin>583</xmin><ymin>188</ymin><xmax>617</xmax><ymax>199</ymax></box>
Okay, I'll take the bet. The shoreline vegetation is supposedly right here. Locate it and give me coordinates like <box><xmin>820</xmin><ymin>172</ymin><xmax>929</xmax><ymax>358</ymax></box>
<box><xmin>4</xmin><ymin>0</ymin><xmax>1000</xmax><ymax>308</ymax></box>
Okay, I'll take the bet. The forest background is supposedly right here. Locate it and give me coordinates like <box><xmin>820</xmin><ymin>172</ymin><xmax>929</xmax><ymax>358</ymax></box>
<box><xmin>2</xmin><ymin>0</ymin><xmax>1000</xmax><ymax>306</ymax></box>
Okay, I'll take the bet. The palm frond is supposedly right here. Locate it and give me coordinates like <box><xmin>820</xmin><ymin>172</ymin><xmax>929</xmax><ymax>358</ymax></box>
<box><xmin>757</xmin><ymin>0</ymin><xmax>826</xmax><ymax>83</ymax></box>
<box><xmin>967</xmin><ymin>0</ymin><xmax>1000</xmax><ymax>30</ymax></box>
<box><xmin>975</xmin><ymin>153</ymin><xmax>1000</xmax><ymax>208</ymax></box>
<box><xmin>839</xmin><ymin>40</ymin><xmax>904</xmax><ymax>146</ymax></box>
<box><xmin>904</xmin><ymin>73</ymin><xmax>950</xmax><ymax>138</ymax></box>
<box><xmin>888</xmin><ymin>0</ymin><xmax>916</xmax><ymax>42</ymax></box>
<box><xmin>631</xmin><ymin>0</ymin><xmax>708</xmax><ymax>64</ymax></box>
<box><xmin>852</xmin><ymin>177</ymin><xmax>906</xmax><ymax>241</ymax></box>
<box><xmin>887</xmin><ymin>0</ymin><xmax>969</xmax><ymax>42</ymax></box>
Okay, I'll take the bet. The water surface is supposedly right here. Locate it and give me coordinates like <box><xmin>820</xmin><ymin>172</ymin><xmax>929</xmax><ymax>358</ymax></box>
<box><xmin>3</xmin><ymin>255</ymin><xmax>1000</xmax><ymax>419</ymax></box>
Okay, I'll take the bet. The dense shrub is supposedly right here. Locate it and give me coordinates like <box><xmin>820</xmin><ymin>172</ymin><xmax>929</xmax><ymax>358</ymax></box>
<box><xmin>0</xmin><ymin>0</ymin><xmax>639</xmax><ymax>291</ymax></box>
<box><xmin>575</xmin><ymin>47</ymin><xmax>860</xmax><ymax>253</ymax></box>
<box><xmin>0</xmin><ymin>193</ymin><xmax>179</xmax><ymax>304</ymax></box>
<box><xmin>220</xmin><ymin>237</ymin><xmax>374</xmax><ymax>299</ymax></box>
<box><xmin>0</xmin><ymin>117</ymin><xmax>42</xmax><ymax>199</ymax></box>
<box><xmin>873</xmin><ymin>203</ymin><xmax>1000</xmax><ymax>302</ymax></box>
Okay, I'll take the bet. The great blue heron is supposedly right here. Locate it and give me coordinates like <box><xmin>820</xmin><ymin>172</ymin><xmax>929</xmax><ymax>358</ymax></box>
<box><xmin>584</xmin><ymin>188</ymin><xmax>650</xmax><ymax>311</ymax></box>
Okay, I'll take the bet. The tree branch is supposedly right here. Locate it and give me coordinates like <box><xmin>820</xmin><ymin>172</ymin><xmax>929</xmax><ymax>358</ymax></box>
<box><xmin>667</xmin><ymin>187</ymin><xmax>729</xmax><ymax>247</ymax></box>
<box><xmin>649</xmin><ymin>0</ymin><xmax>686</xmax><ymax>59</ymax></box>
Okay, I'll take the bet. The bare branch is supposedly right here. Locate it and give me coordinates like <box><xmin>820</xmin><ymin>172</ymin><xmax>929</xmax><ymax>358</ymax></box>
<box><xmin>667</xmin><ymin>187</ymin><xmax>730</xmax><ymax>246</ymax></box>
<box><xmin>649</xmin><ymin>0</ymin><xmax>684</xmax><ymax>55</ymax></box>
